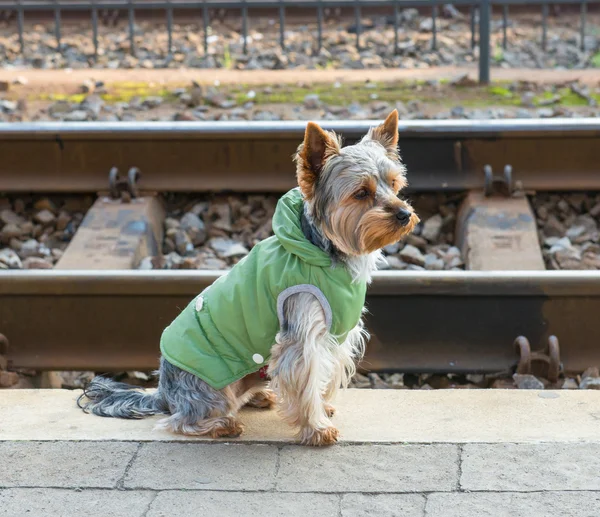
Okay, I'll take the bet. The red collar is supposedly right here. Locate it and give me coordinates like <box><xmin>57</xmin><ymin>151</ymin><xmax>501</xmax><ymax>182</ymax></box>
<box><xmin>258</xmin><ymin>365</ymin><xmax>269</xmax><ymax>379</ymax></box>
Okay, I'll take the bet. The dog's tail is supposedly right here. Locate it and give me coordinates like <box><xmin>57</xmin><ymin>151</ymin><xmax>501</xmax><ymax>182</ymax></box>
<box><xmin>77</xmin><ymin>376</ymin><xmax>166</xmax><ymax>419</ymax></box>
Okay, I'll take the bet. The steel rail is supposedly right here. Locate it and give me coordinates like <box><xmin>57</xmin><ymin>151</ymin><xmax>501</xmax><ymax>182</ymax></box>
<box><xmin>1</xmin><ymin>119</ymin><xmax>599</xmax><ymax>193</ymax></box>
<box><xmin>2</xmin><ymin>270</ymin><xmax>600</xmax><ymax>374</ymax></box>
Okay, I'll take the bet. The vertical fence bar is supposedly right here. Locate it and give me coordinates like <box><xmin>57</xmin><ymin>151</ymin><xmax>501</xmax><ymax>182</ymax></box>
<box><xmin>166</xmin><ymin>4</ymin><xmax>173</xmax><ymax>56</ymax></box>
<box><xmin>203</xmin><ymin>3</ymin><xmax>209</xmax><ymax>54</ymax></box>
<box><xmin>279</xmin><ymin>4</ymin><xmax>285</xmax><ymax>50</ymax></box>
<box><xmin>470</xmin><ymin>5</ymin><xmax>476</xmax><ymax>50</ymax></box>
<box><xmin>91</xmin><ymin>3</ymin><xmax>98</xmax><ymax>60</ymax></box>
<box><xmin>580</xmin><ymin>0</ymin><xmax>587</xmax><ymax>51</ymax></box>
<box><xmin>317</xmin><ymin>2</ymin><xmax>323</xmax><ymax>52</ymax></box>
<box><xmin>502</xmin><ymin>5</ymin><xmax>508</xmax><ymax>50</ymax></box>
<box><xmin>128</xmin><ymin>2</ymin><xmax>135</xmax><ymax>56</ymax></box>
<box><xmin>541</xmin><ymin>3</ymin><xmax>548</xmax><ymax>51</ymax></box>
<box><xmin>242</xmin><ymin>2</ymin><xmax>248</xmax><ymax>55</ymax></box>
<box><xmin>354</xmin><ymin>2</ymin><xmax>361</xmax><ymax>50</ymax></box>
<box><xmin>478</xmin><ymin>0</ymin><xmax>490</xmax><ymax>84</ymax></box>
<box><xmin>54</xmin><ymin>1</ymin><xmax>61</xmax><ymax>51</ymax></box>
<box><xmin>393</xmin><ymin>0</ymin><xmax>399</xmax><ymax>54</ymax></box>
<box><xmin>17</xmin><ymin>1</ymin><xmax>24</xmax><ymax>55</ymax></box>
<box><xmin>431</xmin><ymin>4</ymin><xmax>437</xmax><ymax>50</ymax></box>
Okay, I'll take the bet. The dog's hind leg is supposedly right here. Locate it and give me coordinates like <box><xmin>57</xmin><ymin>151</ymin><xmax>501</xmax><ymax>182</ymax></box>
<box><xmin>154</xmin><ymin>359</ymin><xmax>244</xmax><ymax>438</ymax></box>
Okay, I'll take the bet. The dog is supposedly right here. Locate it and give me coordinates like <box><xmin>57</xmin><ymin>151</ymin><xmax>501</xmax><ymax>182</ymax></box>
<box><xmin>78</xmin><ymin>109</ymin><xmax>418</xmax><ymax>446</ymax></box>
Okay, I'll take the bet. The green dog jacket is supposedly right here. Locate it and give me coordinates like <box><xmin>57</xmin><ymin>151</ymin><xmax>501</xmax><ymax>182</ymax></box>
<box><xmin>159</xmin><ymin>188</ymin><xmax>367</xmax><ymax>390</ymax></box>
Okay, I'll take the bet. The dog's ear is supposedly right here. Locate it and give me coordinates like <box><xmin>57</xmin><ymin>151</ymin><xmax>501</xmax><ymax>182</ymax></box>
<box><xmin>295</xmin><ymin>122</ymin><xmax>340</xmax><ymax>199</ymax></box>
<box><xmin>368</xmin><ymin>109</ymin><xmax>399</xmax><ymax>158</ymax></box>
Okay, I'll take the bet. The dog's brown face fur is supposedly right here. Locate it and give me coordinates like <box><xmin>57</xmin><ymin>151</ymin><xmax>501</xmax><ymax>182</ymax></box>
<box><xmin>295</xmin><ymin>110</ymin><xmax>419</xmax><ymax>256</ymax></box>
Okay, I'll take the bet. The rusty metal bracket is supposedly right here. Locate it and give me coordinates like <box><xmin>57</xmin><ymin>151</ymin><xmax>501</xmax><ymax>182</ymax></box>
<box><xmin>0</xmin><ymin>332</ymin><xmax>19</xmax><ymax>388</ymax></box>
<box><xmin>514</xmin><ymin>335</ymin><xmax>561</xmax><ymax>383</ymax></box>
<box><xmin>483</xmin><ymin>164</ymin><xmax>513</xmax><ymax>197</ymax></box>
<box><xmin>108</xmin><ymin>166</ymin><xmax>141</xmax><ymax>202</ymax></box>
<box><xmin>0</xmin><ymin>333</ymin><xmax>8</xmax><ymax>372</ymax></box>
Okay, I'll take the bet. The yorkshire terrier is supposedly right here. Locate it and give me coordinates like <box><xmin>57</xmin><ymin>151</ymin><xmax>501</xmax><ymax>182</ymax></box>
<box><xmin>78</xmin><ymin>109</ymin><xmax>418</xmax><ymax>446</ymax></box>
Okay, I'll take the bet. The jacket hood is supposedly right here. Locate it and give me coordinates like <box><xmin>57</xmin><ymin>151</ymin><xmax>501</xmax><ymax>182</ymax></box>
<box><xmin>272</xmin><ymin>188</ymin><xmax>332</xmax><ymax>267</ymax></box>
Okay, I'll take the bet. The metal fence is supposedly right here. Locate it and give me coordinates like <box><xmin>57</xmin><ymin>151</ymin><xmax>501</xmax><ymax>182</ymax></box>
<box><xmin>0</xmin><ymin>0</ymin><xmax>598</xmax><ymax>83</ymax></box>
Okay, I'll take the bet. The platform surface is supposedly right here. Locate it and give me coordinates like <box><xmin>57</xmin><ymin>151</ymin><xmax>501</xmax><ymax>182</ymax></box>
<box><xmin>1</xmin><ymin>389</ymin><xmax>599</xmax><ymax>516</ymax></box>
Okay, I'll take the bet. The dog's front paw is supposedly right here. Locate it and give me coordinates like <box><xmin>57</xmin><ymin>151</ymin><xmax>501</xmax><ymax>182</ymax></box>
<box><xmin>324</xmin><ymin>404</ymin><xmax>336</xmax><ymax>418</ymax></box>
<box><xmin>301</xmin><ymin>426</ymin><xmax>340</xmax><ymax>446</ymax></box>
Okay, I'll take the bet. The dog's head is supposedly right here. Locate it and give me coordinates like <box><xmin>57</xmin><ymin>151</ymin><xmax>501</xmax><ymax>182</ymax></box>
<box><xmin>294</xmin><ymin>110</ymin><xmax>419</xmax><ymax>256</ymax></box>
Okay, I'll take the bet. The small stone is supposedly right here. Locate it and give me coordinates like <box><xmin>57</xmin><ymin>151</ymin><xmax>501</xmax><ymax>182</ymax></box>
<box><xmin>419</xmin><ymin>18</ymin><xmax>433</xmax><ymax>32</ymax></box>
<box><xmin>383</xmin><ymin>242</ymin><xmax>400</xmax><ymax>255</ymax></box>
<box><xmin>174</xmin><ymin>231</ymin><xmax>194</xmax><ymax>256</ymax></box>
<box><xmin>561</xmin><ymin>378</ymin><xmax>579</xmax><ymax>389</ymax></box>
<box><xmin>448</xmin><ymin>256</ymin><xmax>464</xmax><ymax>269</ymax></box>
<box><xmin>1</xmin><ymin>209</ymin><xmax>24</xmax><ymax>225</ymax></box>
<box><xmin>180</xmin><ymin>212</ymin><xmax>207</xmax><ymax>246</ymax></box>
<box><xmin>34</xmin><ymin>209</ymin><xmax>56</xmax><ymax>226</ymax></box>
<box><xmin>399</xmin><ymin>244</ymin><xmax>426</xmax><ymax>266</ymax></box>
<box><xmin>22</xmin><ymin>256</ymin><xmax>52</xmax><ymax>269</ymax></box>
<box><xmin>589</xmin><ymin>202</ymin><xmax>600</xmax><ymax>218</ymax></box>
<box><xmin>513</xmin><ymin>373</ymin><xmax>544</xmax><ymax>390</ymax></box>
<box><xmin>450</xmin><ymin>73</ymin><xmax>476</xmax><ymax>87</ymax></box>
<box><xmin>0</xmin><ymin>80</ymin><xmax>9</xmax><ymax>92</ymax></box>
<box><xmin>466</xmin><ymin>373</ymin><xmax>485</xmax><ymax>384</ymax></box>
<box><xmin>405</xmin><ymin>264</ymin><xmax>425</xmax><ymax>271</ymax></box>
<box><xmin>191</xmin><ymin>202</ymin><xmax>209</xmax><ymax>217</ymax></box>
<box><xmin>33</xmin><ymin>198</ymin><xmax>56</xmax><ymax>212</ymax></box>
<box><xmin>81</xmin><ymin>78</ymin><xmax>95</xmax><ymax>93</ymax></box>
<box><xmin>544</xmin><ymin>215</ymin><xmax>566</xmax><ymax>237</ymax></box>
<box><xmin>303</xmin><ymin>94</ymin><xmax>321</xmax><ymax>110</ymax></box>
<box><xmin>537</xmin><ymin>108</ymin><xmax>555</xmax><ymax>118</ymax></box>
<box><xmin>521</xmin><ymin>92</ymin><xmax>536</xmax><ymax>107</ymax></box>
<box><xmin>451</xmin><ymin>106</ymin><xmax>465</xmax><ymax>118</ymax></box>
<box><xmin>0</xmin><ymin>100</ymin><xmax>17</xmax><ymax>112</ymax></box>
<box><xmin>0</xmin><ymin>248</ymin><xmax>22</xmax><ymax>269</ymax></box>
<box><xmin>582</xmin><ymin>366</ymin><xmax>600</xmax><ymax>379</ymax></box>
<box><xmin>385</xmin><ymin>256</ymin><xmax>407</xmax><ymax>270</ymax></box>
<box><xmin>579</xmin><ymin>377</ymin><xmax>600</xmax><ymax>390</ymax></box>
<box><xmin>0</xmin><ymin>371</ymin><xmax>19</xmax><ymax>387</ymax></box>
<box><xmin>210</xmin><ymin>238</ymin><xmax>249</xmax><ymax>258</ymax></box>
<box><xmin>424</xmin><ymin>254</ymin><xmax>444</xmax><ymax>270</ymax></box>
<box><xmin>56</xmin><ymin>211</ymin><xmax>71</xmax><ymax>231</ymax></box>
<box><xmin>549</xmin><ymin>236</ymin><xmax>575</xmax><ymax>254</ymax></box>
<box><xmin>405</xmin><ymin>234</ymin><xmax>428</xmax><ymax>251</ymax></box>
<box><xmin>387</xmin><ymin>373</ymin><xmax>404</xmax><ymax>388</ymax></box>
<box><xmin>164</xmin><ymin>251</ymin><xmax>184</xmax><ymax>269</ymax></box>
<box><xmin>138</xmin><ymin>256</ymin><xmax>154</xmax><ymax>270</ymax></box>
<box><xmin>1</xmin><ymin>223</ymin><xmax>24</xmax><ymax>241</ymax></box>
<box><xmin>63</xmin><ymin>110</ymin><xmax>89</xmax><ymax>122</ymax></box>
<box><xmin>143</xmin><ymin>96</ymin><xmax>163</xmax><ymax>108</ymax></box>
<box><xmin>421</xmin><ymin>214</ymin><xmax>443</xmax><ymax>242</ymax></box>
<box><xmin>197</xmin><ymin>256</ymin><xmax>228</xmax><ymax>270</ymax></box>
<box><xmin>368</xmin><ymin>373</ymin><xmax>390</xmax><ymax>389</ymax></box>
<box><xmin>19</xmin><ymin>239</ymin><xmax>43</xmax><ymax>258</ymax></box>
<box><xmin>442</xmin><ymin>4</ymin><xmax>463</xmax><ymax>19</ymax></box>
<box><xmin>492</xmin><ymin>379</ymin><xmax>517</xmax><ymax>389</ymax></box>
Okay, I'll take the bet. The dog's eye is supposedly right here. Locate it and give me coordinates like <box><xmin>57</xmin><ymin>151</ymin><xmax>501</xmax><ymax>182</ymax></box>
<box><xmin>354</xmin><ymin>189</ymin><xmax>369</xmax><ymax>200</ymax></box>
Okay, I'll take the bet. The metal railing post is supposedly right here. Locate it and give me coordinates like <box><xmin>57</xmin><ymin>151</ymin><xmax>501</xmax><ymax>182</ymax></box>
<box><xmin>478</xmin><ymin>0</ymin><xmax>491</xmax><ymax>84</ymax></box>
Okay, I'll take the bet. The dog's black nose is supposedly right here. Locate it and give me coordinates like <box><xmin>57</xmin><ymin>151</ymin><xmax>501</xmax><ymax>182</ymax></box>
<box><xmin>396</xmin><ymin>208</ymin><xmax>412</xmax><ymax>226</ymax></box>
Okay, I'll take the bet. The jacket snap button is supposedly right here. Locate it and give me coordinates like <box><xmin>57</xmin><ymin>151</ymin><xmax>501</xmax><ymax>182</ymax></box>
<box><xmin>195</xmin><ymin>296</ymin><xmax>204</xmax><ymax>312</ymax></box>
<box><xmin>252</xmin><ymin>353</ymin><xmax>264</xmax><ymax>364</ymax></box>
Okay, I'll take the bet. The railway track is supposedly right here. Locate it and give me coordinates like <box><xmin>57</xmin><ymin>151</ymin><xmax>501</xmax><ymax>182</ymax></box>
<box><xmin>1</xmin><ymin>119</ymin><xmax>600</xmax><ymax>382</ymax></box>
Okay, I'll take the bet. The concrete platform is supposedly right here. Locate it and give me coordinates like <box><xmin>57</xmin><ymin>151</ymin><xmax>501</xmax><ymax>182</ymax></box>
<box><xmin>1</xmin><ymin>389</ymin><xmax>600</xmax><ymax>517</ymax></box>
<box><xmin>1</xmin><ymin>388</ymin><xmax>599</xmax><ymax>443</ymax></box>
